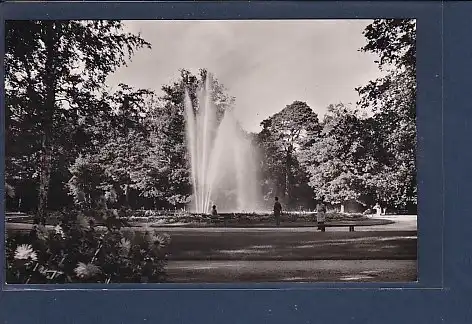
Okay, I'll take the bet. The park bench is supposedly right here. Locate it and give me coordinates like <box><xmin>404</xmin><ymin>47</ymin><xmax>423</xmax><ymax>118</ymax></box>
<box><xmin>317</xmin><ymin>222</ymin><xmax>362</xmax><ymax>232</ymax></box>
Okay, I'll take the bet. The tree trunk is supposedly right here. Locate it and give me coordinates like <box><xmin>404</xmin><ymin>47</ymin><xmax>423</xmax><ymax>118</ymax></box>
<box><xmin>37</xmin><ymin>134</ymin><xmax>53</xmax><ymax>224</ymax></box>
<box><xmin>279</xmin><ymin>173</ymin><xmax>286</xmax><ymax>202</ymax></box>
<box><xmin>124</xmin><ymin>107</ymin><xmax>131</xmax><ymax>207</ymax></box>
<box><xmin>285</xmin><ymin>147</ymin><xmax>293</xmax><ymax>208</ymax></box>
<box><xmin>125</xmin><ymin>185</ymin><xmax>130</xmax><ymax>207</ymax></box>
<box><xmin>36</xmin><ymin>22</ymin><xmax>57</xmax><ymax>225</ymax></box>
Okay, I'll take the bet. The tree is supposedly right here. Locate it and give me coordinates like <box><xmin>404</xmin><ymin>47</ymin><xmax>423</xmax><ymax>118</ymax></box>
<box><xmin>105</xmin><ymin>84</ymin><xmax>154</xmax><ymax>206</ymax></box>
<box><xmin>67</xmin><ymin>155</ymin><xmax>106</xmax><ymax>208</ymax></box>
<box><xmin>5</xmin><ymin>20</ymin><xmax>151</xmax><ymax>222</ymax></box>
<box><xmin>356</xmin><ymin>19</ymin><xmax>417</xmax><ymax>210</ymax></box>
<box><xmin>67</xmin><ymin>84</ymin><xmax>155</xmax><ymax>209</ymax></box>
<box><xmin>258</xmin><ymin>101</ymin><xmax>321</xmax><ymax>208</ymax></box>
<box><xmin>300</xmin><ymin>103</ymin><xmax>382</xmax><ymax>207</ymax></box>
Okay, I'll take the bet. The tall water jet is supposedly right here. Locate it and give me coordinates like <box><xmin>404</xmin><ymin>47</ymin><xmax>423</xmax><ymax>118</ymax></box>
<box><xmin>184</xmin><ymin>75</ymin><xmax>261</xmax><ymax>214</ymax></box>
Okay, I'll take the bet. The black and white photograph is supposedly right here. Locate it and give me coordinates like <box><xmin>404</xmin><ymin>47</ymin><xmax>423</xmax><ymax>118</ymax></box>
<box><xmin>4</xmin><ymin>19</ymin><xmax>417</xmax><ymax>284</ymax></box>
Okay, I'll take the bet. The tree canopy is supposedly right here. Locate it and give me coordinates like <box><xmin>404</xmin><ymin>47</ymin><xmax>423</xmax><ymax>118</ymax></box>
<box><xmin>5</xmin><ymin>20</ymin><xmax>151</xmax><ymax>219</ymax></box>
<box><xmin>357</xmin><ymin>19</ymin><xmax>417</xmax><ymax>209</ymax></box>
<box><xmin>257</xmin><ymin>101</ymin><xmax>321</xmax><ymax>209</ymax></box>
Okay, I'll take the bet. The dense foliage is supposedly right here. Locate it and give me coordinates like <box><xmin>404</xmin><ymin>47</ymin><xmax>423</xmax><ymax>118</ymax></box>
<box><xmin>5</xmin><ymin>20</ymin><xmax>151</xmax><ymax>222</ymax></box>
<box><xmin>6</xmin><ymin>208</ymin><xmax>171</xmax><ymax>284</ymax></box>
<box><xmin>257</xmin><ymin>101</ymin><xmax>321</xmax><ymax>209</ymax></box>
<box><xmin>356</xmin><ymin>19</ymin><xmax>417</xmax><ymax>210</ymax></box>
<box><xmin>5</xmin><ymin>19</ymin><xmax>417</xmax><ymax>220</ymax></box>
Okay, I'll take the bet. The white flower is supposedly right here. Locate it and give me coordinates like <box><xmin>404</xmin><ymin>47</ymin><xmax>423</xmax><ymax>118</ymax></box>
<box><xmin>14</xmin><ymin>244</ymin><xmax>38</xmax><ymax>261</ymax></box>
<box><xmin>77</xmin><ymin>213</ymin><xmax>90</xmax><ymax>229</ymax></box>
<box><xmin>54</xmin><ymin>225</ymin><xmax>66</xmax><ymax>239</ymax></box>
<box><xmin>152</xmin><ymin>232</ymin><xmax>171</xmax><ymax>249</ymax></box>
<box><xmin>119</xmin><ymin>238</ymin><xmax>131</xmax><ymax>256</ymax></box>
<box><xmin>74</xmin><ymin>262</ymin><xmax>101</xmax><ymax>279</ymax></box>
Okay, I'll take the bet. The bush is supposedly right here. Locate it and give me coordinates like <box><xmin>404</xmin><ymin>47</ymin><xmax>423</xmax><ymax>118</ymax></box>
<box><xmin>120</xmin><ymin>210</ymin><xmax>367</xmax><ymax>226</ymax></box>
<box><xmin>6</xmin><ymin>209</ymin><xmax>171</xmax><ymax>284</ymax></box>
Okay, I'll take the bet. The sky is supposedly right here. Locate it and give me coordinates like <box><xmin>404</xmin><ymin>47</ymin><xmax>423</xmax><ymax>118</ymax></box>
<box><xmin>106</xmin><ymin>20</ymin><xmax>382</xmax><ymax>132</ymax></box>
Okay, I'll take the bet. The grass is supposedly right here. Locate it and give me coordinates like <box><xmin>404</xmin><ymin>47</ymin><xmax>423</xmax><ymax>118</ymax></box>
<box><xmin>6</xmin><ymin>214</ymin><xmax>417</xmax><ymax>283</ymax></box>
<box><xmin>162</xmin><ymin>228</ymin><xmax>417</xmax><ymax>282</ymax></box>
<box><xmin>165</xmin><ymin>230</ymin><xmax>417</xmax><ymax>261</ymax></box>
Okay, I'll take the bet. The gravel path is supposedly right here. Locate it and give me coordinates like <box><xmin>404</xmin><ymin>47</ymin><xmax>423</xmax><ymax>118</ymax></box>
<box><xmin>166</xmin><ymin>260</ymin><xmax>417</xmax><ymax>283</ymax></box>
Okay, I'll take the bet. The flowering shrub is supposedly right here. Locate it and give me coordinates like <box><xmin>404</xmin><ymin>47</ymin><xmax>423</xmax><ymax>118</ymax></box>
<box><xmin>6</xmin><ymin>209</ymin><xmax>171</xmax><ymax>284</ymax></box>
<box><xmin>123</xmin><ymin>210</ymin><xmax>366</xmax><ymax>225</ymax></box>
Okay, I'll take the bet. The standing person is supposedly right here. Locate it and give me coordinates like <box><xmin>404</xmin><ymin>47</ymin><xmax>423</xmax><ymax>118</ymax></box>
<box><xmin>211</xmin><ymin>205</ymin><xmax>218</xmax><ymax>216</ymax></box>
<box><xmin>316</xmin><ymin>201</ymin><xmax>327</xmax><ymax>231</ymax></box>
<box><xmin>373</xmin><ymin>203</ymin><xmax>381</xmax><ymax>216</ymax></box>
<box><xmin>273</xmin><ymin>197</ymin><xmax>282</xmax><ymax>226</ymax></box>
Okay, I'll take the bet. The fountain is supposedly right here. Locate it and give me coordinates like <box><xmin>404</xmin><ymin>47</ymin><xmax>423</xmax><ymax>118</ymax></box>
<box><xmin>184</xmin><ymin>75</ymin><xmax>261</xmax><ymax>214</ymax></box>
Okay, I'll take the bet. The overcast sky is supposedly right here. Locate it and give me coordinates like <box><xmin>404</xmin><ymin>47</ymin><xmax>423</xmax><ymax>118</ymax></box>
<box><xmin>106</xmin><ymin>20</ymin><xmax>382</xmax><ymax>132</ymax></box>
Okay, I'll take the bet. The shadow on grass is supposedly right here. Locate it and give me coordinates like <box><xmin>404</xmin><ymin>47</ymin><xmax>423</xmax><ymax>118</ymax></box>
<box><xmin>166</xmin><ymin>230</ymin><xmax>417</xmax><ymax>261</ymax></box>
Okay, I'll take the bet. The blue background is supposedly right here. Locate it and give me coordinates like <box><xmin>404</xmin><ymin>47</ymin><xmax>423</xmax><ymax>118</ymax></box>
<box><xmin>0</xmin><ymin>1</ymin><xmax>470</xmax><ymax>323</ymax></box>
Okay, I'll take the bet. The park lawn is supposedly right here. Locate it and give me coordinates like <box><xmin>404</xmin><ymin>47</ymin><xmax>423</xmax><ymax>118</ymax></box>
<box><xmin>6</xmin><ymin>222</ymin><xmax>416</xmax><ymax>260</ymax></box>
<box><xmin>5</xmin><ymin>221</ymin><xmax>417</xmax><ymax>283</ymax></box>
<box><xmin>165</xmin><ymin>230</ymin><xmax>417</xmax><ymax>261</ymax></box>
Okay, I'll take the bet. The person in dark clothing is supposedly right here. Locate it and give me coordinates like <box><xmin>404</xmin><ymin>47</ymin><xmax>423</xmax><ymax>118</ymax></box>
<box><xmin>316</xmin><ymin>201</ymin><xmax>327</xmax><ymax>231</ymax></box>
<box><xmin>273</xmin><ymin>197</ymin><xmax>282</xmax><ymax>226</ymax></box>
<box><xmin>211</xmin><ymin>205</ymin><xmax>218</xmax><ymax>216</ymax></box>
